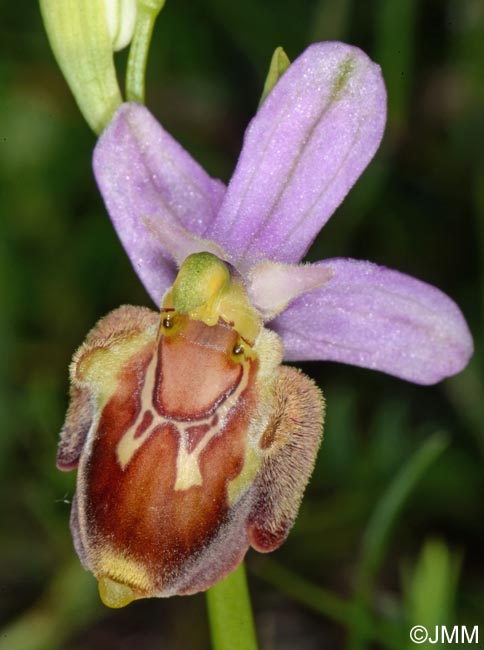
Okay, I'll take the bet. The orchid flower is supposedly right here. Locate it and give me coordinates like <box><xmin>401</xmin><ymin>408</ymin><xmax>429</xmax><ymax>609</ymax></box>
<box><xmin>57</xmin><ymin>42</ymin><xmax>473</xmax><ymax>608</ymax></box>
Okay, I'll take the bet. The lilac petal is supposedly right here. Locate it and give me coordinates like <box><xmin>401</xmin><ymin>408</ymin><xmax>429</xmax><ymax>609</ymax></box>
<box><xmin>206</xmin><ymin>42</ymin><xmax>386</xmax><ymax>266</ymax></box>
<box><xmin>272</xmin><ymin>259</ymin><xmax>473</xmax><ymax>385</ymax></box>
<box><xmin>93</xmin><ymin>102</ymin><xmax>225</xmax><ymax>305</ymax></box>
<box><xmin>247</xmin><ymin>260</ymin><xmax>333</xmax><ymax>320</ymax></box>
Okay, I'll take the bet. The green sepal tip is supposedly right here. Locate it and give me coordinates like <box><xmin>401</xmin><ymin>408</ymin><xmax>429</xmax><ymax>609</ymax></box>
<box><xmin>258</xmin><ymin>46</ymin><xmax>290</xmax><ymax>108</ymax></box>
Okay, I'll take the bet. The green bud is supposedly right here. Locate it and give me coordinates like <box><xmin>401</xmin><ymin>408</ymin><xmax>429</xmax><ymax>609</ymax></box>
<box><xmin>40</xmin><ymin>0</ymin><xmax>124</xmax><ymax>134</ymax></box>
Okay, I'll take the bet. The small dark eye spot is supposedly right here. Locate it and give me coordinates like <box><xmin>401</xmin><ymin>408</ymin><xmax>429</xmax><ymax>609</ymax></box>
<box><xmin>233</xmin><ymin>343</ymin><xmax>244</xmax><ymax>356</ymax></box>
<box><xmin>163</xmin><ymin>316</ymin><xmax>172</xmax><ymax>329</ymax></box>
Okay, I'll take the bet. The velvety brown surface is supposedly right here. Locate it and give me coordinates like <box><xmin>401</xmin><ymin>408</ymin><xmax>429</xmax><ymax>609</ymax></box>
<box><xmin>83</xmin><ymin>321</ymin><xmax>259</xmax><ymax>594</ymax></box>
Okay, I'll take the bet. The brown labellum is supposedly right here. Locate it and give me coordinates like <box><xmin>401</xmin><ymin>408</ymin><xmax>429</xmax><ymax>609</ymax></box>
<box><xmin>59</xmin><ymin>304</ymin><xmax>324</xmax><ymax>607</ymax></box>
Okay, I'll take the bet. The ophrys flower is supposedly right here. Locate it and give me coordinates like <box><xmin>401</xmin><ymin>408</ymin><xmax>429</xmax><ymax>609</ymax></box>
<box><xmin>58</xmin><ymin>42</ymin><xmax>473</xmax><ymax>607</ymax></box>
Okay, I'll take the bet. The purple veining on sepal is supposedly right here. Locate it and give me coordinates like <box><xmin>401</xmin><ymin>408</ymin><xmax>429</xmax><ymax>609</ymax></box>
<box><xmin>272</xmin><ymin>258</ymin><xmax>474</xmax><ymax>385</ymax></box>
<box><xmin>206</xmin><ymin>42</ymin><xmax>387</xmax><ymax>266</ymax></box>
<box><xmin>93</xmin><ymin>103</ymin><xmax>225</xmax><ymax>305</ymax></box>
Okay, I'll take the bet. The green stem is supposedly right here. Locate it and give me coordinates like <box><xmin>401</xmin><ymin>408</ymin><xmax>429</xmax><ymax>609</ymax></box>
<box><xmin>126</xmin><ymin>0</ymin><xmax>166</xmax><ymax>103</ymax></box>
<box><xmin>206</xmin><ymin>562</ymin><xmax>258</xmax><ymax>650</ymax></box>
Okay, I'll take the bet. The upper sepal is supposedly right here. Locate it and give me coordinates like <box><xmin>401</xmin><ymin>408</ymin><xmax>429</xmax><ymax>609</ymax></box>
<box><xmin>207</xmin><ymin>42</ymin><xmax>387</xmax><ymax>267</ymax></box>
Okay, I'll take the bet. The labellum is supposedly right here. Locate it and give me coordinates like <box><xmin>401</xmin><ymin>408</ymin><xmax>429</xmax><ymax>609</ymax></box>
<box><xmin>58</xmin><ymin>253</ymin><xmax>324</xmax><ymax>607</ymax></box>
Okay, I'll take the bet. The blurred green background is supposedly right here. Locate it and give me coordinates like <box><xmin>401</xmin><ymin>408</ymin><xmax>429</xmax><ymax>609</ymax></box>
<box><xmin>1</xmin><ymin>1</ymin><xmax>483</xmax><ymax>648</ymax></box>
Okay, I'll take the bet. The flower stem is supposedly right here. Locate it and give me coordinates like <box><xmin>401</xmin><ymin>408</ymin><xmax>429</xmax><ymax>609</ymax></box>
<box><xmin>125</xmin><ymin>0</ymin><xmax>166</xmax><ymax>104</ymax></box>
<box><xmin>206</xmin><ymin>562</ymin><xmax>258</xmax><ymax>650</ymax></box>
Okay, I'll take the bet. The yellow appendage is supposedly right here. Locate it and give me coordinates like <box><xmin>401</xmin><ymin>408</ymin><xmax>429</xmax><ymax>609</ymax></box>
<box><xmin>98</xmin><ymin>576</ymin><xmax>135</xmax><ymax>608</ymax></box>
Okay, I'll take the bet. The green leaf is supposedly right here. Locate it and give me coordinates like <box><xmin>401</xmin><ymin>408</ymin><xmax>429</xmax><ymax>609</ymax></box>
<box><xmin>358</xmin><ymin>433</ymin><xmax>449</xmax><ymax>599</ymax></box>
<box><xmin>349</xmin><ymin>433</ymin><xmax>449</xmax><ymax>650</ymax></box>
<box><xmin>253</xmin><ymin>559</ymin><xmax>401</xmax><ymax>648</ymax></box>
<box><xmin>402</xmin><ymin>538</ymin><xmax>461</xmax><ymax>633</ymax></box>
